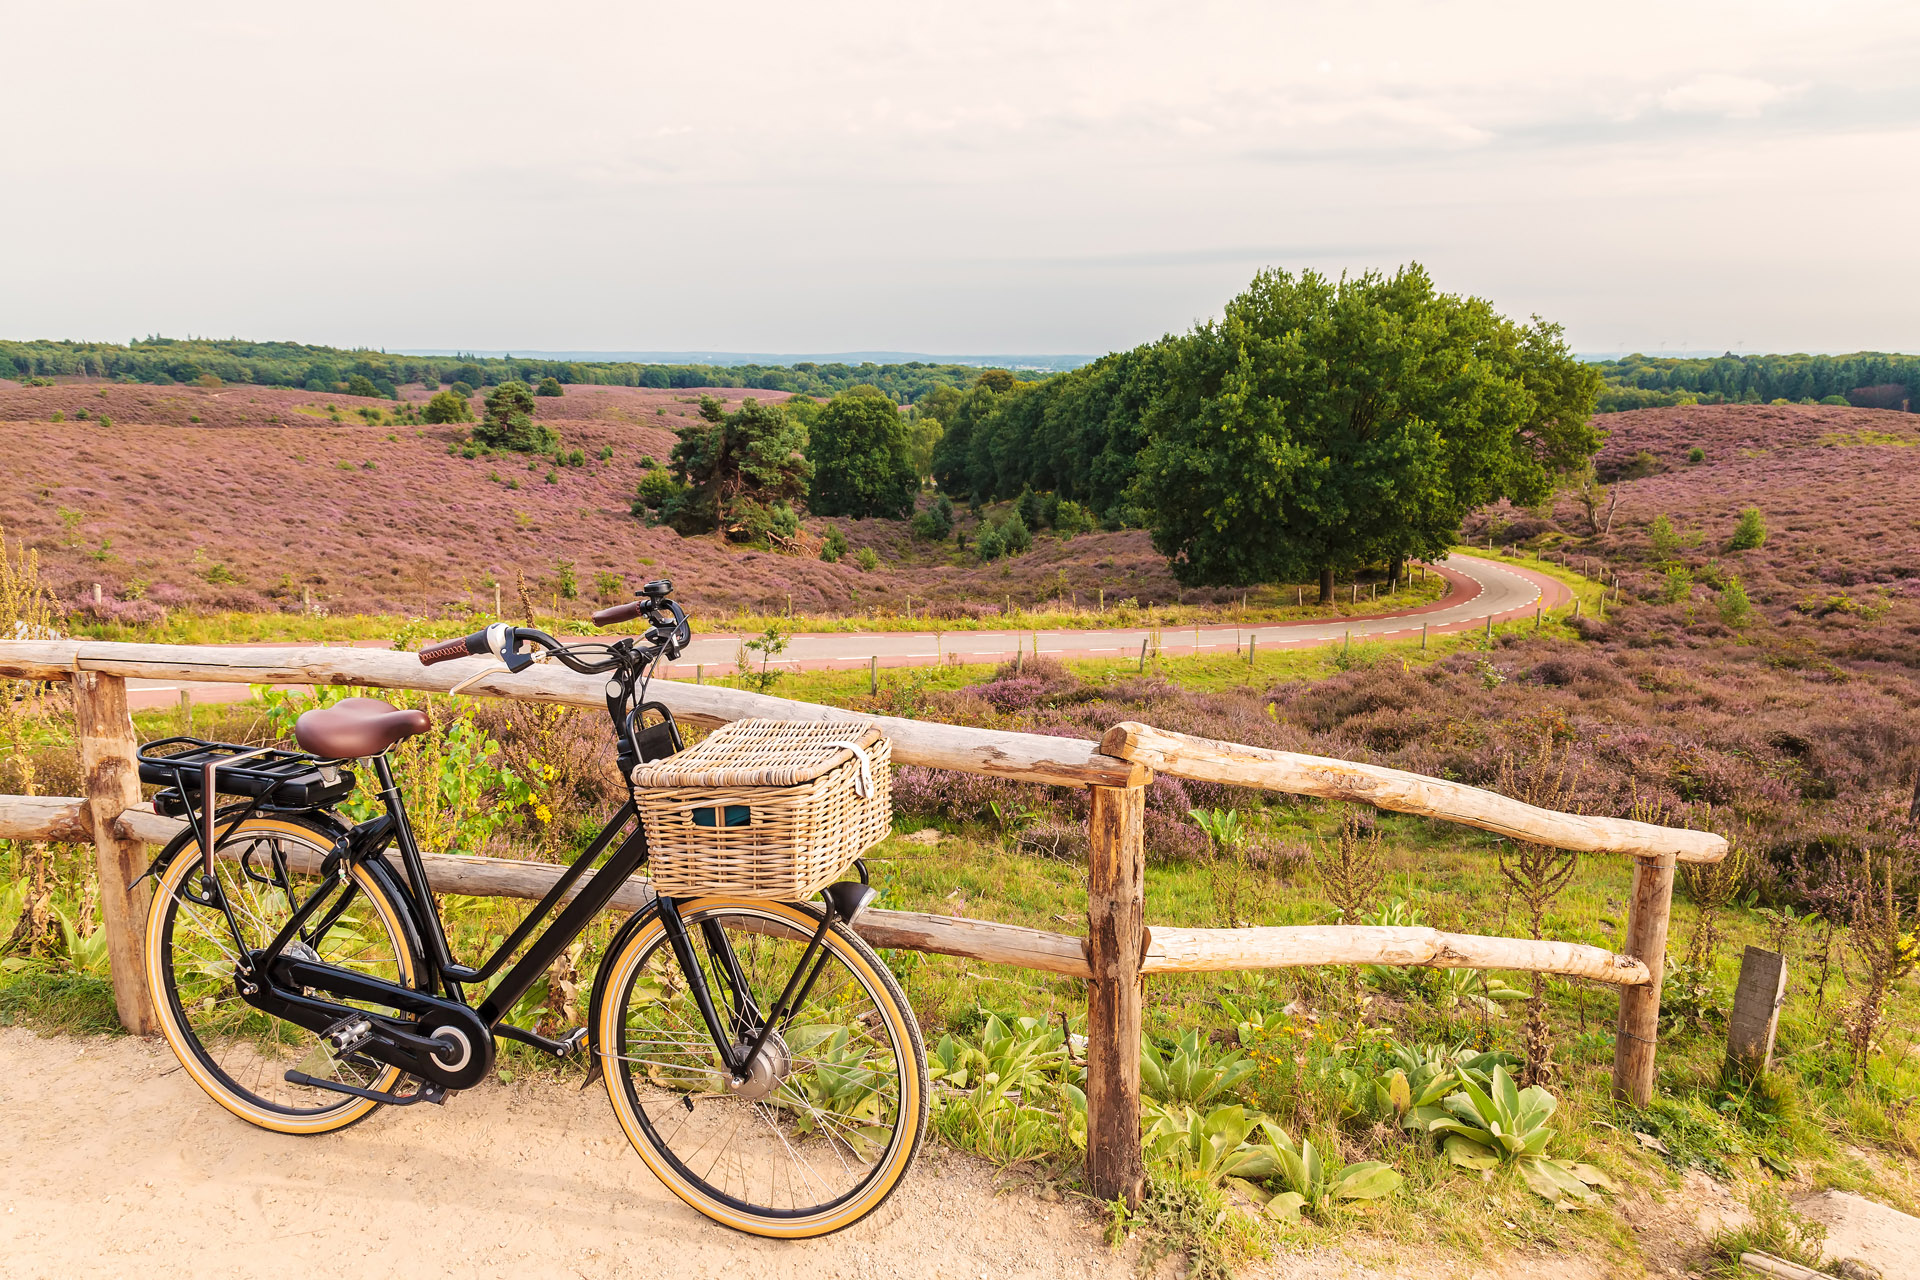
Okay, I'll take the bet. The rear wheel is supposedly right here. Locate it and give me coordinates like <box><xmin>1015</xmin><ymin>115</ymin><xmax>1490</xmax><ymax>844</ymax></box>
<box><xmin>145</xmin><ymin>815</ymin><xmax>419</xmax><ymax>1135</ymax></box>
<box><xmin>596</xmin><ymin>898</ymin><xmax>927</xmax><ymax>1237</ymax></box>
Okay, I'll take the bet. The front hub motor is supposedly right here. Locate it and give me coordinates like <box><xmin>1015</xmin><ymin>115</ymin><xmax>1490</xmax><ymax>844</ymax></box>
<box><xmin>728</xmin><ymin>1031</ymin><xmax>791</xmax><ymax>1102</ymax></box>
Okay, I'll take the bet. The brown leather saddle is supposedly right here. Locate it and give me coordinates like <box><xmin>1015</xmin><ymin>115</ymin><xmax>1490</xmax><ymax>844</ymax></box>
<box><xmin>294</xmin><ymin>697</ymin><xmax>430</xmax><ymax>759</ymax></box>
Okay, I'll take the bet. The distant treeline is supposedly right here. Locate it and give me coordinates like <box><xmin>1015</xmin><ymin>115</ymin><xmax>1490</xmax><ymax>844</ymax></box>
<box><xmin>1595</xmin><ymin>351</ymin><xmax>1918</xmax><ymax>412</ymax></box>
<box><xmin>0</xmin><ymin>337</ymin><xmax>1008</xmax><ymax>404</ymax></box>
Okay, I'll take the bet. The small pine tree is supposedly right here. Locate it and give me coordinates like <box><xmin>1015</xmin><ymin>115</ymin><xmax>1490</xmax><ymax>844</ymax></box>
<box><xmin>1717</xmin><ymin>577</ymin><xmax>1753</xmax><ymax>627</ymax></box>
<box><xmin>1648</xmin><ymin>514</ymin><xmax>1680</xmax><ymax>559</ymax></box>
<box><xmin>1729</xmin><ymin>507</ymin><xmax>1767</xmax><ymax>551</ymax></box>
<box><xmin>473</xmin><ymin>381</ymin><xmax>558</xmax><ymax>453</ymax></box>
<box><xmin>536</xmin><ymin>376</ymin><xmax>564</xmax><ymax>397</ymax></box>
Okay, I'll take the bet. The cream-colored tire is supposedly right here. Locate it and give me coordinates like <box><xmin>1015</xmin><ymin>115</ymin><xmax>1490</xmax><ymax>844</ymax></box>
<box><xmin>146</xmin><ymin>815</ymin><xmax>418</xmax><ymax>1135</ymax></box>
<box><xmin>597</xmin><ymin>898</ymin><xmax>927</xmax><ymax>1237</ymax></box>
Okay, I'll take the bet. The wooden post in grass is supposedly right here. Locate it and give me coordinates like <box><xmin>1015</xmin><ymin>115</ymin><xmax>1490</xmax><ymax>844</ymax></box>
<box><xmin>1421</xmin><ymin>623</ymin><xmax>1428</xmax><ymax>650</ymax></box>
<box><xmin>70</xmin><ymin>670</ymin><xmax>159</xmax><ymax>1035</ymax></box>
<box><xmin>1612</xmin><ymin>852</ymin><xmax>1676</xmax><ymax>1104</ymax></box>
<box><xmin>1085</xmin><ymin>783</ymin><xmax>1147</xmax><ymax>1208</ymax></box>
<box><xmin>1725</xmin><ymin>946</ymin><xmax>1788</xmax><ymax>1079</ymax></box>
<box><xmin>1535</xmin><ymin>607</ymin><xmax>1542</xmax><ymax>631</ymax></box>
<box><xmin>869</xmin><ymin>655</ymin><xmax>878</xmax><ymax>695</ymax></box>
<box><xmin>1138</xmin><ymin>638</ymin><xmax>1148</xmax><ymax>672</ymax></box>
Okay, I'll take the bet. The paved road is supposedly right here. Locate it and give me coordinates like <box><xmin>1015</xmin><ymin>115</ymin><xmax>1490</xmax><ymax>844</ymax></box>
<box><xmin>124</xmin><ymin>553</ymin><xmax>1568</xmax><ymax>710</ymax></box>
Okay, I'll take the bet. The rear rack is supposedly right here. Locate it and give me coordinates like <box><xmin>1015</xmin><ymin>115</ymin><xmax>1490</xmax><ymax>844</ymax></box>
<box><xmin>137</xmin><ymin>737</ymin><xmax>356</xmax><ymax>816</ymax></box>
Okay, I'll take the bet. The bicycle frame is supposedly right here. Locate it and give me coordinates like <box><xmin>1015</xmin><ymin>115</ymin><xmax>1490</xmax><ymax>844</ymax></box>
<box><xmin>167</xmin><ymin>608</ymin><xmax>848</xmax><ymax>1098</ymax></box>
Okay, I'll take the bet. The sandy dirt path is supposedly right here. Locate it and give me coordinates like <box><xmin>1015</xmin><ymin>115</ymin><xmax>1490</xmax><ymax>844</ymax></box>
<box><xmin>8</xmin><ymin>1026</ymin><xmax>1781</xmax><ymax>1280</ymax></box>
<box><xmin>0</xmin><ymin>1026</ymin><xmax>1134</xmax><ymax>1280</ymax></box>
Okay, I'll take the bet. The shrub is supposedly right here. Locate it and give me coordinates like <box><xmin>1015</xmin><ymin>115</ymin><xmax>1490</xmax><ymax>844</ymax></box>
<box><xmin>425</xmin><ymin>392</ymin><xmax>475</xmax><ymax>426</ymax></box>
<box><xmin>536</xmin><ymin>377</ymin><xmax>564</xmax><ymax>397</ymax></box>
<box><xmin>1820</xmin><ymin>395</ymin><xmax>1850</xmax><ymax>406</ymax></box>
<box><xmin>1687</xmin><ymin>446</ymin><xmax>1705</xmax><ymax>462</ymax></box>
<box><xmin>632</xmin><ymin>467</ymin><xmax>687</xmax><ymax>524</ymax></box>
<box><xmin>820</xmin><ymin>526</ymin><xmax>847</xmax><ymax>563</ymax></box>
<box><xmin>910</xmin><ymin>494</ymin><xmax>955</xmax><ymax>541</ymax></box>
<box><xmin>449</xmin><ymin>380</ymin><xmax>475</xmax><ymax>398</ymax></box>
<box><xmin>345</xmin><ymin>374</ymin><xmax>380</xmax><ymax>398</ymax></box>
<box><xmin>1729</xmin><ymin>506</ymin><xmax>1767</xmax><ymax>551</ymax></box>
<box><xmin>855</xmin><ymin>547</ymin><xmax>880</xmax><ymax>572</ymax></box>
<box><xmin>1053</xmin><ymin>500</ymin><xmax>1097</xmax><ymax>536</ymax></box>
<box><xmin>977</xmin><ymin>511</ymin><xmax>1031</xmax><ymax>562</ymax></box>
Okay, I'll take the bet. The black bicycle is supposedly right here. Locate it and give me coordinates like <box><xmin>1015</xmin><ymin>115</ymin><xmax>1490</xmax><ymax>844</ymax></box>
<box><xmin>139</xmin><ymin>580</ymin><xmax>927</xmax><ymax>1237</ymax></box>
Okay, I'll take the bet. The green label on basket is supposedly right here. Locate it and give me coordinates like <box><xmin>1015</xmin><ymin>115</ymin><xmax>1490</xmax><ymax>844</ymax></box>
<box><xmin>692</xmin><ymin>805</ymin><xmax>752</xmax><ymax>828</ymax></box>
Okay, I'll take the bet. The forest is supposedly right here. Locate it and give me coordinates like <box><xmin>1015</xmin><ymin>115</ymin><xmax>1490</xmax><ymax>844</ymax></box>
<box><xmin>1592</xmin><ymin>351</ymin><xmax>1918</xmax><ymax>412</ymax></box>
<box><xmin>0</xmin><ymin>336</ymin><xmax>996</xmax><ymax>404</ymax></box>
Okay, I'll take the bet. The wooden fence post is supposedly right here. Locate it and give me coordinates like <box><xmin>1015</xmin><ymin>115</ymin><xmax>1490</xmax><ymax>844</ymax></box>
<box><xmin>69</xmin><ymin>670</ymin><xmax>159</xmax><ymax>1035</ymax></box>
<box><xmin>1725</xmin><ymin>946</ymin><xmax>1788</xmax><ymax>1079</ymax></box>
<box><xmin>1086</xmin><ymin>783</ymin><xmax>1146</xmax><ymax>1208</ymax></box>
<box><xmin>1611</xmin><ymin>852</ymin><xmax>1675</xmax><ymax>1104</ymax></box>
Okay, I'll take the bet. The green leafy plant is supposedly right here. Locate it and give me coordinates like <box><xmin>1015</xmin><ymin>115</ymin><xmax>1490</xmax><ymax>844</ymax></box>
<box><xmin>1216</xmin><ymin>993</ymin><xmax>1289</xmax><ymax>1047</ymax></box>
<box><xmin>1141</xmin><ymin>1030</ymin><xmax>1256</xmax><ymax>1108</ymax></box>
<box><xmin>1329</xmin><ymin>1041</ymin><xmax>1515</xmax><ymax>1131</ymax></box>
<box><xmin>1141</xmin><ymin>1102</ymin><xmax>1276</xmax><ymax>1188</ymax></box>
<box><xmin>1189</xmin><ymin>807</ymin><xmax>1254</xmax><ymax>926</ymax></box>
<box><xmin>1426</xmin><ymin>1066</ymin><xmax>1614</xmax><ymax>1207</ymax></box>
<box><xmin>1253</xmin><ymin>1122</ymin><xmax>1402</xmax><ymax>1223</ymax></box>
<box><xmin>929</xmin><ymin>1014</ymin><xmax>1083</xmax><ymax>1163</ymax></box>
<box><xmin>735</xmin><ymin>625</ymin><xmax>789</xmax><ymax>694</ymax></box>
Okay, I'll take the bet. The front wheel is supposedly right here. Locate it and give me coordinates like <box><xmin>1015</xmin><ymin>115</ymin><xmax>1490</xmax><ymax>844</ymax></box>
<box><xmin>595</xmin><ymin>898</ymin><xmax>927</xmax><ymax>1237</ymax></box>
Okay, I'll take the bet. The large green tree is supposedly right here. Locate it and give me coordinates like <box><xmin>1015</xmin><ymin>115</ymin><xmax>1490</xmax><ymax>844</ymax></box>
<box><xmin>1136</xmin><ymin>265</ymin><xmax>1600</xmax><ymax>601</ymax></box>
<box><xmin>806</xmin><ymin>386</ymin><xmax>920</xmax><ymax>517</ymax></box>
<box><xmin>664</xmin><ymin>396</ymin><xmax>812</xmax><ymax>539</ymax></box>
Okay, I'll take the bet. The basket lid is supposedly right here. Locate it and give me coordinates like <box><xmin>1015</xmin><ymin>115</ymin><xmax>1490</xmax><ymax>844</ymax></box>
<box><xmin>630</xmin><ymin>718</ymin><xmax>885</xmax><ymax>790</ymax></box>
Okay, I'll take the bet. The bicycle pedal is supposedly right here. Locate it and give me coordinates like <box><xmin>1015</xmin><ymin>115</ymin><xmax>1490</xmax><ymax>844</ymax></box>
<box><xmin>322</xmin><ymin>1014</ymin><xmax>375</xmax><ymax>1057</ymax></box>
<box><xmin>556</xmin><ymin>1027</ymin><xmax>588</xmax><ymax>1058</ymax></box>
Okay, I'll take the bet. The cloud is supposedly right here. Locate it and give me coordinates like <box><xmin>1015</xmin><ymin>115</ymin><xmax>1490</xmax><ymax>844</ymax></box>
<box><xmin>1659</xmin><ymin>74</ymin><xmax>1799</xmax><ymax>119</ymax></box>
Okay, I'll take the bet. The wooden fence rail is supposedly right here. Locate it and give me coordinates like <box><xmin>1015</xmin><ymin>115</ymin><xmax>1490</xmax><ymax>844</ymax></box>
<box><xmin>0</xmin><ymin>639</ymin><xmax>1720</xmax><ymax>1207</ymax></box>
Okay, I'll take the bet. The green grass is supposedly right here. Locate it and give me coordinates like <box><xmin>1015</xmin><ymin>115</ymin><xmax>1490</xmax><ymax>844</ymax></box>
<box><xmin>62</xmin><ymin>572</ymin><xmax>1449</xmax><ymax>646</ymax></box>
<box><xmin>0</xmin><ymin>965</ymin><xmax>123</xmax><ymax>1035</ymax></box>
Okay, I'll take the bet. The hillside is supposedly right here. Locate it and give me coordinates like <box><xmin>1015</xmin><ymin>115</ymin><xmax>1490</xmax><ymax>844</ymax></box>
<box><xmin>0</xmin><ymin>379</ymin><xmax>1193</xmax><ymax>621</ymax></box>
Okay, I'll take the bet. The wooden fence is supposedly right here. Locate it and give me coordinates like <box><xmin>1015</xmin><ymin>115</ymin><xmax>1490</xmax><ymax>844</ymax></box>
<box><xmin>0</xmin><ymin>639</ymin><xmax>1724</xmax><ymax>1206</ymax></box>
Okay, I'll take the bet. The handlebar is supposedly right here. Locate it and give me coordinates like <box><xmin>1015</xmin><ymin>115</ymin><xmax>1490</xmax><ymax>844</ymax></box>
<box><xmin>415</xmin><ymin>588</ymin><xmax>690</xmax><ymax>675</ymax></box>
<box><xmin>419</xmin><ymin>631</ymin><xmax>488</xmax><ymax>666</ymax></box>
<box><xmin>591</xmin><ymin>599</ymin><xmax>644</xmax><ymax>628</ymax></box>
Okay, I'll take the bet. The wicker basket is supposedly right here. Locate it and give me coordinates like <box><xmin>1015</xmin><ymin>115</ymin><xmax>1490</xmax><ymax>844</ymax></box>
<box><xmin>630</xmin><ymin>718</ymin><xmax>892</xmax><ymax>899</ymax></box>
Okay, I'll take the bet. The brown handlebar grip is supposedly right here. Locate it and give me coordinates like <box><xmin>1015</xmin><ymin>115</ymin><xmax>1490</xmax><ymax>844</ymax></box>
<box><xmin>592</xmin><ymin>600</ymin><xmax>644</xmax><ymax>628</ymax></box>
<box><xmin>419</xmin><ymin>635</ymin><xmax>479</xmax><ymax>665</ymax></box>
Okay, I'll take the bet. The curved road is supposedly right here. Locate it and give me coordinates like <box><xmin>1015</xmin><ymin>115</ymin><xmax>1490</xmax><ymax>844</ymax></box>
<box><xmin>665</xmin><ymin>553</ymin><xmax>1568</xmax><ymax>675</ymax></box>
<box><xmin>125</xmin><ymin>554</ymin><xmax>1570</xmax><ymax>710</ymax></box>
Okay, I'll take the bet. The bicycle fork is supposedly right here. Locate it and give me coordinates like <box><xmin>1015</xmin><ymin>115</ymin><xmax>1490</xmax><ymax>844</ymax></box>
<box><xmin>654</xmin><ymin>881</ymin><xmax>878</xmax><ymax>1089</ymax></box>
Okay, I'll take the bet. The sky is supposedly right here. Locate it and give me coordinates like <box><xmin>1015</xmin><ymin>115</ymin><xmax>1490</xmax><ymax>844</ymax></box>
<box><xmin>5</xmin><ymin>1</ymin><xmax>1919</xmax><ymax>358</ymax></box>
